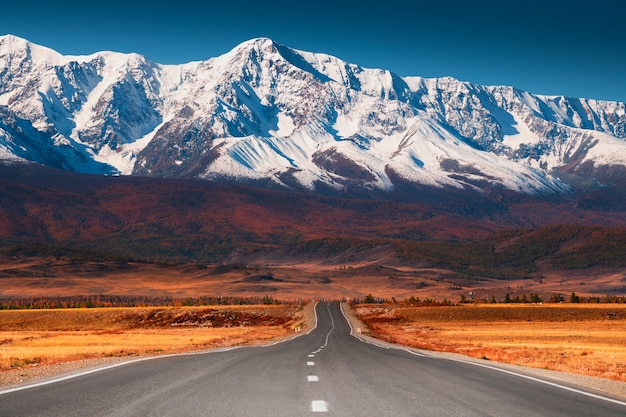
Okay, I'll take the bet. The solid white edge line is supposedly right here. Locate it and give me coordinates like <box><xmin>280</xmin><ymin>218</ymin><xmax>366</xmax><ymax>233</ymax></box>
<box><xmin>261</xmin><ymin>300</ymin><xmax>319</xmax><ymax>347</ymax></box>
<box><xmin>339</xmin><ymin>302</ymin><xmax>389</xmax><ymax>350</ymax></box>
<box><xmin>454</xmin><ymin>358</ymin><xmax>626</xmax><ymax>408</ymax></box>
<box><xmin>339</xmin><ymin>302</ymin><xmax>626</xmax><ymax>408</ymax></box>
<box><xmin>0</xmin><ymin>301</ymin><xmax>321</xmax><ymax>396</ymax></box>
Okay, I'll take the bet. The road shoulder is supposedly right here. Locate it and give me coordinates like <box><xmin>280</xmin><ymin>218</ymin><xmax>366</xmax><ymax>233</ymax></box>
<box><xmin>340</xmin><ymin>302</ymin><xmax>626</xmax><ymax>401</ymax></box>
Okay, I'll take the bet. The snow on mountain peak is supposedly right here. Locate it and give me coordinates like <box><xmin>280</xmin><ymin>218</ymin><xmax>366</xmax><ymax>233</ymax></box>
<box><xmin>0</xmin><ymin>34</ymin><xmax>67</xmax><ymax>67</ymax></box>
<box><xmin>1</xmin><ymin>35</ymin><xmax>625</xmax><ymax>195</ymax></box>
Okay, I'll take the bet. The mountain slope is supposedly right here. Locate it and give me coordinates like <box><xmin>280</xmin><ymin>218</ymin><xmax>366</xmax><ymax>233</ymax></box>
<box><xmin>1</xmin><ymin>162</ymin><xmax>626</xmax><ymax>265</ymax></box>
<box><xmin>1</xmin><ymin>35</ymin><xmax>625</xmax><ymax>195</ymax></box>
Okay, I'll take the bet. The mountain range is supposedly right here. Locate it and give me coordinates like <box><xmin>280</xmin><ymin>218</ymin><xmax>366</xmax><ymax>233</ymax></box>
<box><xmin>1</xmin><ymin>34</ymin><xmax>625</xmax><ymax>198</ymax></box>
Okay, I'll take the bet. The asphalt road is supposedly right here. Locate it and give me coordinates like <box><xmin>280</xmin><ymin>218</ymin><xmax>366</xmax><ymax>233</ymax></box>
<box><xmin>1</xmin><ymin>302</ymin><xmax>625</xmax><ymax>416</ymax></box>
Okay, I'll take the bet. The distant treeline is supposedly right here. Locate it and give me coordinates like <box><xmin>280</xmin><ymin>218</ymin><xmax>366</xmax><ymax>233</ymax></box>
<box><xmin>358</xmin><ymin>293</ymin><xmax>626</xmax><ymax>305</ymax></box>
<box><xmin>0</xmin><ymin>241</ymin><xmax>140</xmax><ymax>263</ymax></box>
<box><xmin>352</xmin><ymin>295</ymin><xmax>455</xmax><ymax>305</ymax></box>
<box><xmin>0</xmin><ymin>295</ymin><xmax>297</xmax><ymax>310</ymax></box>
<box><xmin>479</xmin><ymin>292</ymin><xmax>626</xmax><ymax>304</ymax></box>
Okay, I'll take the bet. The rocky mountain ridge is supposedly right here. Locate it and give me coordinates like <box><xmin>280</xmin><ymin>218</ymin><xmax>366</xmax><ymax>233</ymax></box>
<box><xmin>1</xmin><ymin>34</ymin><xmax>625</xmax><ymax>196</ymax></box>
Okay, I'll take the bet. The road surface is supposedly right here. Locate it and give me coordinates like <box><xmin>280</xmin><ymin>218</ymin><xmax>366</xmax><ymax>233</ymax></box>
<box><xmin>1</xmin><ymin>302</ymin><xmax>625</xmax><ymax>416</ymax></box>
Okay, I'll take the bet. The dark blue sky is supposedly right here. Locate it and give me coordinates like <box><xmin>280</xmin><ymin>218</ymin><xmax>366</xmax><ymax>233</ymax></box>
<box><xmin>2</xmin><ymin>0</ymin><xmax>624</xmax><ymax>102</ymax></box>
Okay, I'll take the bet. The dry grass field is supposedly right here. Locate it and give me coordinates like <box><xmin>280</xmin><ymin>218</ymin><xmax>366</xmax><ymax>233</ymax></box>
<box><xmin>355</xmin><ymin>304</ymin><xmax>626</xmax><ymax>382</ymax></box>
<box><xmin>0</xmin><ymin>305</ymin><xmax>303</xmax><ymax>375</ymax></box>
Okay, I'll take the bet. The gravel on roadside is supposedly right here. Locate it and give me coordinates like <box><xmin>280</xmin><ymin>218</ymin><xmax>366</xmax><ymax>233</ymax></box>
<box><xmin>0</xmin><ymin>357</ymin><xmax>131</xmax><ymax>388</ymax></box>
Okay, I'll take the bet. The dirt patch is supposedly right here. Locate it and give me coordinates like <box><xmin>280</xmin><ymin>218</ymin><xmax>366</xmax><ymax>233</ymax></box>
<box><xmin>241</xmin><ymin>274</ymin><xmax>282</xmax><ymax>283</ymax></box>
<box><xmin>118</xmin><ymin>308</ymin><xmax>293</xmax><ymax>328</ymax></box>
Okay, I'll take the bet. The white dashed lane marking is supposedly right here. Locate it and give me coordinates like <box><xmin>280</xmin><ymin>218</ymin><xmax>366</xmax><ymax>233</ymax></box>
<box><xmin>311</xmin><ymin>400</ymin><xmax>328</xmax><ymax>412</ymax></box>
<box><xmin>308</xmin><ymin>304</ymin><xmax>335</xmax><ymax>413</ymax></box>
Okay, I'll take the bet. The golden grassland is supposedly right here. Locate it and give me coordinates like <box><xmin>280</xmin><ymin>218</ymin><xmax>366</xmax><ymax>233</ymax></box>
<box><xmin>355</xmin><ymin>303</ymin><xmax>626</xmax><ymax>382</ymax></box>
<box><xmin>0</xmin><ymin>305</ymin><xmax>303</xmax><ymax>371</ymax></box>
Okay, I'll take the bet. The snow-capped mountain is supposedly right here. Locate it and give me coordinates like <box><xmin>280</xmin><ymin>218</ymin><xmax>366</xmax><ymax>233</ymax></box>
<box><xmin>1</xmin><ymin>34</ymin><xmax>625</xmax><ymax>196</ymax></box>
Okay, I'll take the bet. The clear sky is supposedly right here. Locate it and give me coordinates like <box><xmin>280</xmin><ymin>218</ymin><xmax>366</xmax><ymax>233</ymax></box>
<box><xmin>2</xmin><ymin>0</ymin><xmax>624</xmax><ymax>102</ymax></box>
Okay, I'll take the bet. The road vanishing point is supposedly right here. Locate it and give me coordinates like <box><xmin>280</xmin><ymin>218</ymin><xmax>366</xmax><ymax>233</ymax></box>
<box><xmin>1</xmin><ymin>302</ymin><xmax>625</xmax><ymax>416</ymax></box>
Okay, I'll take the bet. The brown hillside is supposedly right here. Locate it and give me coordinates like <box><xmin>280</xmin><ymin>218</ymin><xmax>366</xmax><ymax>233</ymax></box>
<box><xmin>1</xmin><ymin>163</ymin><xmax>626</xmax><ymax>301</ymax></box>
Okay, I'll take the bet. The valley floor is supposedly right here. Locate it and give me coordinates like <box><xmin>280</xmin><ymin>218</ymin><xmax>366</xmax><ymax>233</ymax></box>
<box><xmin>1</xmin><ymin>257</ymin><xmax>626</xmax><ymax>303</ymax></box>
